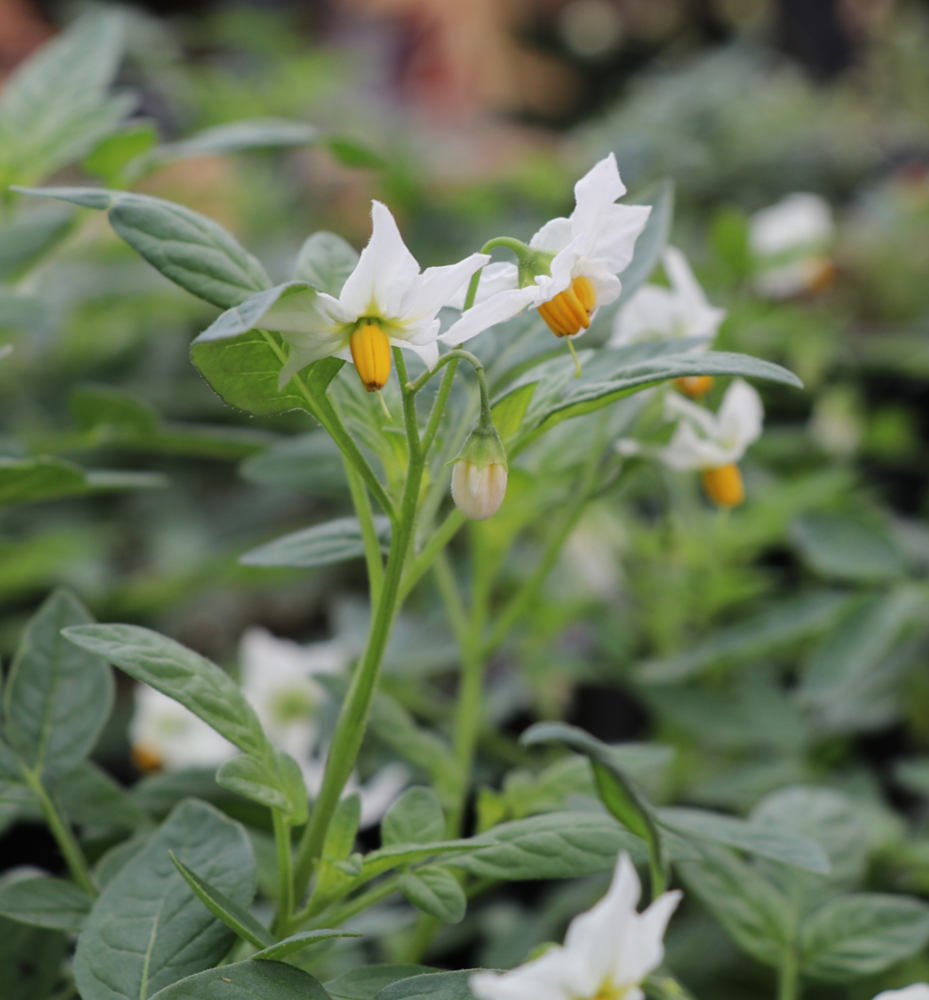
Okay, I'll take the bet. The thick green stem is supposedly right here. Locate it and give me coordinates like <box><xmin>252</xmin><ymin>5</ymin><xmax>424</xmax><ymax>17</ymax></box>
<box><xmin>272</xmin><ymin>811</ymin><xmax>294</xmax><ymax>936</ymax></box>
<box><xmin>344</xmin><ymin>460</ymin><xmax>385</xmax><ymax>609</ymax></box>
<box><xmin>777</xmin><ymin>953</ymin><xmax>800</xmax><ymax>1000</ymax></box>
<box><xmin>292</xmin><ymin>350</ymin><xmax>425</xmax><ymax>901</ymax></box>
<box><xmin>26</xmin><ymin>773</ymin><xmax>96</xmax><ymax>896</ymax></box>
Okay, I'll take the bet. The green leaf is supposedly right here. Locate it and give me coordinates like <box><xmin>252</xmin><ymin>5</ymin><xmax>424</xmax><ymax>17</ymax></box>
<box><xmin>327</xmin><ymin>966</ymin><xmax>438</xmax><ymax>1000</ymax></box>
<box><xmin>215</xmin><ymin>750</ymin><xmax>308</xmax><ymax>825</ymax></box>
<box><xmin>0</xmin><ymin>875</ymin><xmax>92</xmax><ymax>931</ymax></box>
<box><xmin>490</xmin><ymin>382</ymin><xmax>535</xmax><ymax>443</ymax></box>
<box><xmin>0</xmin><ymin>205</ymin><xmax>75</xmax><ymax>282</ymax></box>
<box><xmin>170</xmin><ymin>853</ymin><xmax>274</xmax><ymax>950</ymax></box>
<box><xmin>358</xmin><ymin>840</ymin><xmax>478</xmax><ymax>882</ymax></box>
<box><xmin>799</xmin><ymin>587</ymin><xmax>927</xmax><ymax>721</ymax></box>
<box><xmin>240</xmin><ymin>431</ymin><xmax>348</xmax><ymax>496</ymax></box>
<box><xmin>800</xmin><ymin>894</ymin><xmax>929</xmax><ymax>982</ymax></box>
<box><xmin>129</xmin><ymin>118</ymin><xmax>320</xmax><ymax>180</ymax></box>
<box><xmin>0</xmin><ymin>12</ymin><xmax>130</xmax><ymax>186</ymax></box>
<box><xmin>83</xmin><ymin>122</ymin><xmax>159</xmax><ymax>186</ymax></box>
<box><xmin>790</xmin><ymin>512</ymin><xmax>908</xmax><ymax>582</ymax></box>
<box><xmin>382</xmin><ymin>787</ymin><xmax>445</xmax><ymax>847</ymax></box>
<box><xmin>614</xmin><ymin>179</ymin><xmax>674</xmax><ymax>310</ymax></box>
<box><xmin>296</xmin><ymin>231</ymin><xmax>360</xmax><ymax>295</ymax></box>
<box><xmin>95</xmin><ymin>834</ymin><xmax>149</xmax><ymax>889</ymax></box>
<box><xmin>0</xmin><ymin>916</ymin><xmax>65</xmax><ymax>1000</ymax></box>
<box><xmin>0</xmin><ymin>456</ymin><xmax>164</xmax><ymax>506</ymax></box>
<box><xmin>253</xmin><ymin>929</ymin><xmax>362</xmax><ymax>961</ymax></box>
<box><xmin>678</xmin><ymin>846</ymin><xmax>792</xmax><ymax>967</ymax></box>
<box><xmin>55</xmin><ymin>760</ymin><xmax>149</xmax><ymax>833</ymax></box>
<box><xmin>147</xmin><ymin>960</ymin><xmax>332</xmax><ymax>1000</ymax></box>
<box><xmin>398</xmin><ymin>867</ymin><xmax>466</xmax><ymax>924</ymax></box>
<box><xmin>657</xmin><ymin>807</ymin><xmax>830</xmax><ymax>874</ymax></box>
<box><xmin>2</xmin><ymin>590</ymin><xmax>113</xmax><ymax>782</ymax></box>
<box><xmin>61</xmin><ymin>625</ymin><xmax>280</xmax><ymax>773</ymax></box>
<box><xmin>637</xmin><ymin>590</ymin><xmax>852</xmax><ymax>684</ymax></box>
<box><xmin>325</xmin><ymin>135</ymin><xmax>386</xmax><ymax>169</ymax></box>
<box><xmin>375</xmin><ymin>970</ymin><xmax>481</xmax><ymax>1000</ymax></box>
<box><xmin>521</xmin><ymin>722</ymin><xmax>663</xmax><ymax>873</ymax></box>
<box><xmin>74</xmin><ymin>800</ymin><xmax>256</xmax><ymax>1000</ymax></box>
<box><xmin>452</xmin><ymin>811</ymin><xmax>646</xmax><ymax>881</ymax></box>
<box><xmin>15</xmin><ymin>188</ymin><xmax>270</xmax><ymax>309</ymax></box>
<box><xmin>241</xmin><ymin>516</ymin><xmax>391</xmax><ymax>569</ymax></box>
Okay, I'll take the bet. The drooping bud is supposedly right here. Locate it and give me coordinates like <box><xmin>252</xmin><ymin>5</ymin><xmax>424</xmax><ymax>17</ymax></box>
<box><xmin>350</xmin><ymin>322</ymin><xmax>391</xmax><ymax>392</ymax></box>
<box><xmin>676</xmin><ymin>375</ymin><xmax>714</xmax><ymax>399</ymax></box>
<box><xmin>701</xmin><ymin>463</ymin><xmax>744</xmax><ymax>507</ymax></box>
<box><xmin>538</xmin><ymin>276</ymin><xmax>597</xmax><ymax>339</ymax></box>
<box><xmin>450</xmin><ymin>422</ymin><xmax>508</xmax><ymax>521</ymax></box>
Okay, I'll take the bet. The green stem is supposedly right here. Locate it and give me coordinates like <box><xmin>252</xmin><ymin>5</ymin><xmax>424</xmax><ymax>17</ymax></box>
<box><xmin>777</xmin><ymin>952</ymin><xmax>800</xmax><ymax>1000</ymax></box>
<box><xmin>398</xmin><ymin>508</ymin><xmax>465</xmax><ymax>603</ymax></box>
<box><xmin>422</xmin><ymin>358</ymin><xmax>459</xmax><ymax>455</ymax></box>
<box><xmin>344</xmin><ymin>460</ymin><xmax>385</xmax><ymax>609</ymax></box>
<box><xmin>259</xmin><ymin>331</ymin><xmax>395</xmax><ymax>523</ymax></box>
<box><xmin>26</xmin><ymin>773</ymin><xmax>96</xmax><ymax>896</ymax></box>
<box><xmin>272</xmin><ymin>811</ymin><xmax>294</xmax><ymax>936</ymax></box>
<box><xmin>313</xmin><ymin>875</ymin><xmax>400</xmax><ymax>929</ymax></box>
<box><xmin>293</xmin><ymin>350</ymin><xmax>425</xmax><ymax>901</ymax></box>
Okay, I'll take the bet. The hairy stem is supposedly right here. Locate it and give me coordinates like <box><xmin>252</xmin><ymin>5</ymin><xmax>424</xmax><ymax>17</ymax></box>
<box><xmin>272</xmin><ymin>810</ymin><xmax>294</xmax><ymax>937</ymax></box>
<box><xmin>344</xmin><ymin>460</ymin><xmax>385</xmax><ymax>609</ymax></box>
<box><xmin>293</xmin><ymin>350</ymin><xmax>425</xmax><ymax>900</ymax></box>
<box><xmin>26</xmin><ymin>773</ymin><xmax>96</xmax><ymax>896</ymax></box>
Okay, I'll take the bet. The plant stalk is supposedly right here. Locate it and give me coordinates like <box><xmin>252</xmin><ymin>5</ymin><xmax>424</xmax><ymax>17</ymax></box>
<box><xmin>272</xmin><ymin>810</ymin><xmax>294</xmax><ymax>937</ymax></box>
<box><xmin>26</xmin><ymin>773</ymin><xmax>96</xmax><ymax>896</ymax></box>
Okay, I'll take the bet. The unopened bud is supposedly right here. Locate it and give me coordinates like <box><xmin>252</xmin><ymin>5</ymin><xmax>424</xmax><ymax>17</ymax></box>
<box><xmin>450</xmin><ymin>422</ymin><xmax>508</xmax><ymax>521</ymax></box>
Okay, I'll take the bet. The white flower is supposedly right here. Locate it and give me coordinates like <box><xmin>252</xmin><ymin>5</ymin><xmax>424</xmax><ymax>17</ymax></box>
<box><xmin>470</xmin><ymin>854</ymin><xmax>681</xmax><ymax>1000</ymax></box>
<box><xmin>610</xmin><ymin>247</ymin><xmax>726</xmax><ymax>348</ymax></box>
<box><xmin>240</xmin><ymin>201</ymin><xmax>487</xmax><ymax>390</ymax></box>
<box><xmin>129</xmin><ymin>686</ymin><xmax>236</xmax><ymax>773</ymax></box>
<box><xmin>656</xmin><ymin>378</ymin><xmax>763</xmax><ymax>472</ymax></box>
<box><xmin>749</xmin><ymin>193</ymin><xmax>835</xmax><ymax>299</ymax></box>
<box><xmin>873</xmin><ymin>987</ymin><xmax>929</xmax><ymax>1000</ymax></box>
<box><xmin>238</xmin><ymin>627</ymin><xmax>408</xmax><ymax>827</ymax></box>
<box><xmin>444</xmin><ymin>154</ymin><xmax>650</xmax><ymax>344</ymax></box>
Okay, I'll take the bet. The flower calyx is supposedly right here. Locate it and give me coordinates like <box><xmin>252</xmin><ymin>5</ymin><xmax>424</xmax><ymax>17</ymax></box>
<box><xmin>450</xmin><ymin>419</ymin><xmax>508</xmax><ymax>521</ymax></box>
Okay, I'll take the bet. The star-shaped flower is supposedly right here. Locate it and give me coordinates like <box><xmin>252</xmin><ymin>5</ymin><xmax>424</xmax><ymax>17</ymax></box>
<box><xmin>444</xmin><ymin>154</ymin><xmax>650</xmax><ymax>345</ymax></box>
<box><xmin>470</xmin><ymin>854</ymin><xmax>681</xmax><ymax>1000</ymax></box>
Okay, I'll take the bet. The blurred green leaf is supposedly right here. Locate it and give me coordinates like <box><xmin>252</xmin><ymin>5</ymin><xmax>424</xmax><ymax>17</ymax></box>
<box><xmin>0</xmin><ymin>876</ymin><xmax>91</xmax><ymax>932</ymax></box>
<box><xmin>241</xmin><ymin>516</ymin><xmax>391</xmax><ymax>569</ymax></box>
<box><xmin>0</xmin><ymin>456</ymin><xmax>164</xmax><ymax>506</ymax></box>
<box><xmin>0</xmin><ymin>205</ymin><xmax>75</xmax><ymax>282</ymax></box>
<box><xmin>240</xmin><ymin>432</ymin><xmax>348</xmax><ymax>495</ymax></box>
<box><xmin>325</xmin><ymin>136</ymin><xmax>386</xmax><ymax>169</ymax></box>
<box><xmin>82</xmin><ymin>121</ymin><xmax>159</xmax><ymax>186</ymax></box>
<box><xmin>327</xmin><ymin>966</ymin><xmax>438</xmax><ymax>1000</ymax></box>
<box><xmin>253</xmin><ymin>929</ymin><xmax>362</xmax><ymax>961</ymax></box>
<box><xmin>790</xmin><ymin>513</ymin><xmax>908</xmax><ymax>582</ymax></box>
<box><xmin>375</xmin><ymin>970</ymin><xmax>481</xmax><ymax>1000</ymax></box>
<box><xmin>296</xmin><ymin>231</ymin><xmax>360</xmax><ymax>294</ymax></box>
<box><xmin>2</xmin><ymin>590</ymin><xmax>112</xmax><ymax>783</ymax></box>
<box><xmin>0</xmin><ymin>915</ymin><xmax>65</xmax><ymax>1000</ymax></box>
<box><xmin>382</xmin><ymin>787</ymin><xmax>445</xmax><ymax>847</ymax></box>
<box><xmin>216</xmin><ymin>750</ymin><xmax>308</xmax><ymax>824</ymax></box>
<box><xmin>800</xmin><ymin>894</ymin><xmax>929</xmax><ymax>982</ymax></box>
<box><xmin>398</xmin><ymin>867</ymin><xmax>466</xmax><ymax>924</ymax></box>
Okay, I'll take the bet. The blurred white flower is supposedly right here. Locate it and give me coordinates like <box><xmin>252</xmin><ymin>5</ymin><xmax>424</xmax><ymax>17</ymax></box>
<box><xmin>470</xmin><ymin>853</ymin><xmax>681</xmax><ymax>1000</ymax></box>
<box><xmin>618</xmin><ymin>379</ymin><xmax>763</xmax><ymax>507</ymax></box>
<box><xmin>238</xmin><ymin>627</ymin><xmax>408</xmax><ymax>827</ymax></box>
<box><xmin>445</xmin><ymin>154</ymin><xmax>650</xmax><ymax>343</ymax></box>
<box><xmin>873</xmin><ymin>987</ymin><xmax>929</xmax><ymax>1000</ymax></box>
<box><xmin>130</xmin><ymin>626</ymin><xmax>408</xmax><ymax>826</ymax></box>
<box><xmin>130</xmin><ymin>686</ymin><xmax>236</xmax><ymax>773</ymax></box>
<box><xmin>610</xmin><ymin>247</ymin><xmax>726</xmax><ymax>348</ymax></box>
<box><xmin>749</xmin><ymin>193</ymin><xmax>835</xmax><ymax>299</ymax></box>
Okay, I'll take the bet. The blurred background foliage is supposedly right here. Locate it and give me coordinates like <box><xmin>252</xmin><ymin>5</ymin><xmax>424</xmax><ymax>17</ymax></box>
<box><xmin>2</xmin><ymin>0</ymin><xmax>929</xmax><ymax>997</ymax></box>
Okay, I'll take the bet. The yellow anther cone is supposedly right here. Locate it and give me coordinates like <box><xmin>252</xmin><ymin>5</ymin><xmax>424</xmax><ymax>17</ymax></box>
<box><xmin>539</xmin><ymin>276</ymin><xmax>596</xmax><ymax>338</ymax></box>
<box><xmin>350</xmin><ymin>322</ymin><xmax>392</xmax><ymax>392</ymax></box>
<box><xmin>701</xmin><ymin>464</ymin><xmax>744</xmax><ymax>507</ymax></box>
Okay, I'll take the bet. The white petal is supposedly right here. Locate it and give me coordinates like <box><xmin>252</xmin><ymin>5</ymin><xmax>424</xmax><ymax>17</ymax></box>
<box><xmin>587</xmin><ymin>203</ymin><xmax>651</xmax><ymax>277</ymax></box>
<box><xmin>664</xmin><ymin>390</ymin><xmax>721</xmax><ymax>437</ymax></box>
<box><xmin>447</xmin><ymin>261</ymin><xmax>519</xmax><ymax>310</ymax></box>
<box><xmin>398</xmin><ymin>252</ymin><xmax>489</xmax><ymax>326</ymax></box>
<box><xmin>130</xmin><ymin>686</ymin><xmax>237</xmax><ymax>771</ymax></box>
<box><xmin>340</xmin><ymin>201</ymin><xmax>421</xmax><ymax>319</ymax></box>
<box><xmin>278</xmin><ymin>335</ymin><xmax>344</xmax><ymax>389</ymax></box>
<box><xmin>718</xmin><ymin>378</ymin><xmax>764</xmax><ymax>452</ymax></box>
<box><xmin>611</xmin><ymin>888</ymin><xmax>682</xmax><ymax>986</ymax></box>
<box><xmin>610</xmin><ymin>285</ymin><xmax>679</xmax><ymax>346</ymax></box>
<box><xmin>440</xmin><ymin>286</ymin><xmax>540</xmax><ymax>345</ymax></box>
<box><xmin>394</xmin><ymin>335</ymin><xmax>440</xmax><ymax>371</ymax></box>
<box><xmin>873</xmin><ymin>987</ymin><xmax>929</xmax><ymax>1000</ymax></box>
<box><xmin>358</xmin><ymin>763</ymin><xmax>410</xmax><ymax>827</ymax></box>
<box><xmin>530</xmin><ymin>216</ymin><xmax>573</xmax><ymax>254</ymax></box>
<box><xmin>262</xmin><ymin>286</ymin><xmax>351</xmax><ymax>336</ymax></box>
<box><xmin>534</xmin><ymin>235</ymin><xmax>588</xmax><ymax>303</ymax></box>
<box><xmin>570</xmin><ymin>153</ymin><xmax>627</xmax><ymax>243</ymax></box>
<box><xmin>470</xmin><ymin>946</ymin><xmax>577</xmax><ymax>1000</ymax></box>
<box><xmin>659</xmin><ymin>420</ymin><xmax>734</xmax><ymax>470</ymax></box>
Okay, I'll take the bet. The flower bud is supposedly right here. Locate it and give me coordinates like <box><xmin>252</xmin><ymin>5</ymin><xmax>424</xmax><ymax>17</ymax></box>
<box><xmin>450</xmin><ymin>423</ymin><xmax>508</xmax><ymax>521</ymax></box>
<box><xmin>701</xmin><ymin>463</ymin><xmax>744</xmax><ymax>507</ymax></box>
